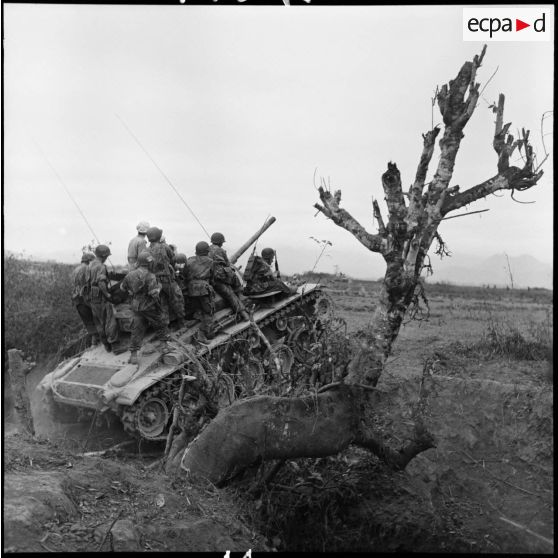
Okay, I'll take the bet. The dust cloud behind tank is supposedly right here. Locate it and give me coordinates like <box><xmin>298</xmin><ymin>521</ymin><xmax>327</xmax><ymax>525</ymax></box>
<box><xmin>37</xmin><ymin>217</ymin><xmax>333</xmax><ymax>443</ymax></box>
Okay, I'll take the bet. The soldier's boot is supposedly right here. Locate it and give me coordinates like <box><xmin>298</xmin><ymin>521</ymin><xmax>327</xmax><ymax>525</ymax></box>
<box><xmin>128</xmin><ymin>350</ymin><xmax>139</xmax><ymax>365</ymax></box>
<box><xmin>174</xmin><ymin>319</ymin><xmax>186</xmax><ymax>330</ymax></box>
<box><xmin>91</xmin><ymin>335</ymin><xmax>100</xmax><ymax>346</ymax></box>
<box><xmin>103</xmin><ymin>342</ymin><xmax>112</xmax><ymax>352</ymax></box>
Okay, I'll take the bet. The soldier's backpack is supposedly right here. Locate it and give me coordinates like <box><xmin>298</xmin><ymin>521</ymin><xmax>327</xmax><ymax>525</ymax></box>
<box><xmin>243</xmin><ymin>253</ymin><xmax>260</xmax><ymax>283</ymax></box>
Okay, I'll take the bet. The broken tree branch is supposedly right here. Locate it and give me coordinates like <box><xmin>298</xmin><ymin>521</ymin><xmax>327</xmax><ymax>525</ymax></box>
<box><xmin>382</xmin><ymin>162</ymin><xmax>407</xmax><ymax>227</ymax></box>
<box><xmin>372</xmin><ymin>199</ymin><xmax>387</xmax><ymax>236</ymax></box>
<box><xmin>353</xmin><ymin>426</ymin><xmax>436</xmax><ymax>471</ymax></box>
<box><xmin>441</xmin><ymin>208</ymin><xmax>489</xmax><ymax>221</ymax></box>
<box><xmin>408</xmin><ymin>127</ymin><xmax>440</xmax><ymax>212</ymax></box>
<box><xmin>314</xmin><ymin>186</ymin><xmax>386</xmax><ymax>253</ymax></box>
<box><xmin>441</xmin><ymin>166</ymin><xmax>542</xmax><ymax>215</ymax></box>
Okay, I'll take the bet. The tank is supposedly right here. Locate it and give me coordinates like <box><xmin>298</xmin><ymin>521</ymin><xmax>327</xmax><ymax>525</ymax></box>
<box><xmin>38</xmin><ymin>217</ymin><xmax>333</xmax><ymax>442</ymax></box>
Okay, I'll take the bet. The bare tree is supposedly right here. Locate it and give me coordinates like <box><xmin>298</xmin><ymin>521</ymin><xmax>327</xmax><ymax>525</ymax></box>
<box><xmin>166</xmin><ymin>46</ymin><xmax>543</xmax><ymax>484</ymax></box>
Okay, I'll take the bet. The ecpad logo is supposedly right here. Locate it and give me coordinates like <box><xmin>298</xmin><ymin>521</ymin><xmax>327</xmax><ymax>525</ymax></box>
<box><xmin>463</xmin><ymin>8</ymin><xmax>552</xmax><ymax>42</ymax></box>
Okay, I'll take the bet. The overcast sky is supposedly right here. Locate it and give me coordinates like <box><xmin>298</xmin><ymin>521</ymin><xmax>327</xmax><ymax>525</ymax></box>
<box><xmin>3</xmin><ymin>4</ymin><xmax>554</xmax><ymax>279</ymax></box>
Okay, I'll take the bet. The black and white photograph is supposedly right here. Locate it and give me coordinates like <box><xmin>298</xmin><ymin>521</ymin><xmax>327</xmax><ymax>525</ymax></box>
<box><xmin>3</xmin><ymin>1</ymin><xmax>554</xmax><ymax>553</ymax></box>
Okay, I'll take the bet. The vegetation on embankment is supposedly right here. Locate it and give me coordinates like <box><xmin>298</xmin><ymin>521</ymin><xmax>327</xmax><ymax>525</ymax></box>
<box><xmin>3</xmin><ymin>254</ymin><xmax>82</xmax><ymax>360</ymax></box>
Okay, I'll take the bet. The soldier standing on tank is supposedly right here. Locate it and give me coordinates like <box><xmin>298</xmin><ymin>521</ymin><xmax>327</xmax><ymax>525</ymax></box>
<box><xmin>208</xmin><ymin>232</ymin><xmax>248</xmax><ymax>319</ymax></box>
<box><xmin>71</xmin><ymin>252</ymin><xmax>98</xmax><ymax>343</ymax></box>
<box><xmin>146</xmin><ymin>226</ymin><xmax>186</xmax><ymax>329</ymax></box>
<box><xmin>174</xmin><ymin>253</ymin><xmax>188</xmax><ymax>292</ymax></box>
<box><xmin>120</xmin><ymin>251</ymin><xmax>171</xmax><ymax>365</ymax></box>
<box><xmin>88</xmin><ymin>244</ymin><xmax>119</xmax><ymax>352</ymax></box>
<box><xmin>186</xmin><ymin>241</ymin><xmax>215</xmax><ymax>342</ymax></box>
<box><xmin>128</xmin><ymin>221</ymin><xmax>150</xmax><ymax>269</ymax></box>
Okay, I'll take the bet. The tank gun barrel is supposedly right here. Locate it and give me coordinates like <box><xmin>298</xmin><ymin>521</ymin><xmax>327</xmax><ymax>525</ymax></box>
<box><xmin>230</xmin><ymin>216</ymin><xmax>276</xmax><ymax>265</ymax></box>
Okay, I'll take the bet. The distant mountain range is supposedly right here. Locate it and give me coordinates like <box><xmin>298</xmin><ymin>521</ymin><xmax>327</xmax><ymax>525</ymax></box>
<box><xmin>4</xmin><ymin>249</ymin><xmax>553</xmax><ymax>290</ymax></box>
<box><xmin>425</xmin><ymin>253</ymin><xmax>552</xmax><ymax>289</ymax></box>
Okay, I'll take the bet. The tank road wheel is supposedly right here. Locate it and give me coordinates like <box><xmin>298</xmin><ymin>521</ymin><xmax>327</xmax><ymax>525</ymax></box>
<box><xmin>288</xmin><ymin>325</ymin><xmax>320</xmax><ymax>365</ymax></box>
<box><xmin>137</xmin><ymin>397</ymin><xmax>170</xmax><ymax>439</ymax></box>
<box><xmin>241</xmin><ymin>357</ymin><xmax>265</xmax><ymax>394</ymax></box>
<box><xmin>215</xmin><ymin>374</ymin><xmax>236</xmax><ymax>406</ymax></box>
<box><xmin>247</xmin><ymin>331</ymin><xmax>260</xmax><ymax>349</ymax></box>
<box><xmin>314</xmin><ymin>293</ymin><xmax>334</xmax><ymax>322</ymax></box>
<box><xmin>121</xmin><ymin>386</ymin><xmax>171</xmax><ymax>441</ymax></box>
<box><xmin>263</xmin><ymin>344</ymin><xmax>294</xmax><ymax>380</ymax></box>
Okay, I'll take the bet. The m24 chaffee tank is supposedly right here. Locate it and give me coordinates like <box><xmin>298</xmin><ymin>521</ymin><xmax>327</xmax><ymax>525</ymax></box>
<box><xmin>38</xmin><ymin>217</ymin><xmax>332</xmax><ymax>442</ymax></box>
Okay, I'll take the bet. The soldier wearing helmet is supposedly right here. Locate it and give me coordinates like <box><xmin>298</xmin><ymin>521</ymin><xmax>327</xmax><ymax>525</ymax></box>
<box><xmin>146</xmin><ymin>226</ymin><xmax>186</xmax><ymax>329</ymax></box>
<box><xmin>185</xmin><ymin>241</ymin><xmax>216</xmax><ymax>342</ymax></box>
<box><xmin>71</xmin><ymin>252</ymin><xmax>97</xmax><ymax>343</ymax></box>
<box><xmin>208</xmin><ymin>232</ymin><xmax>248</xmax><ymax>319</ymax></box>
<box><xmin>128</xmin><ymin>221</ymin><xmax>150</xmax><ymax>269</ymax></box>
<box><xmin>243</xmin><ymin>247</ymin><xmax>296</xmax><ymax>296</ymax></box>
<box><xmin>120</xmin><ymin>251</ymin><xmax>170</xmax><ymax>364</ymax></box>
<box><xmin>87</xmin><ymin>244</ymin><xmax>119</xmax><ymax>351</ymax></box>
<box><xmin>261</xmin><ymin>247</ymin><xmax>276</xmax><ymax>267</ymax></box>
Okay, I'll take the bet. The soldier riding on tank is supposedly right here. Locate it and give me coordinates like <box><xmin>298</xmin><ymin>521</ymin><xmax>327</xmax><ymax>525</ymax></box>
<box><xmin>128</xmin><ymin>221</ymin><xmax>150</xmax><ymax>269</ymax></box>
<box><xmin>243</xmin><ymin>247</ymin><xmax>296</xmax><ymax>296</ymax></box>
<box><xmin>208</xmin><ymin>232</ymin><xmax>249</xmax><ymax>319</ymax></box>
<box><xmin>146</xmin><ymin>226</ymin><xmax>186</xmax><ymax>329</ymax></box>
<box><xmin>87</xmin><ymin>244</ymin><xmax>120</xmax><ymax>351</ymax></box>
<box><xmin>71</xmin><ymin>252</ymin><xmax>98</xmax><ymax>343</ymax></box>
<box><xmin>120</xmin><ymin>251</ymin><xmax>171</xmax><ymax>365</ymax></box>
<box><xmin>186</xmin><ymin>241</ymin><xmax>215</xmax><ymax>342</ymax></box>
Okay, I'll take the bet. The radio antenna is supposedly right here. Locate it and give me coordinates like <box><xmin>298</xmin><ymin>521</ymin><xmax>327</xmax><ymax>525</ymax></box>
<box><xmin>115</xmin><ymin>113</ymin><xmax>210</xmax><ymax>238</ymax></box>
<box><xmin>31</xmin><ymin>137</ymin><xmax>100</xmax><ymax>244</ymax></box>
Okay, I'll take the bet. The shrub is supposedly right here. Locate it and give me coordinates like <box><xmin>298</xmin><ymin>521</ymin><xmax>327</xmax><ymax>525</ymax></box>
<box><xmin>3</xmin><ymin>254</ymin><xmax>83</xmax><ymax>359</ymax></box>
<box><xmin>452</xmin><ymin>310</ymin><xmax>553</xmax><ymax>361</ymax></box>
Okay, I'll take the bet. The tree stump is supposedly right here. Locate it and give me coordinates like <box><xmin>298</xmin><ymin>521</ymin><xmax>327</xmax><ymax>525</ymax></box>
<box><xmin>7</xmin><ymin>349</ymin><xmax>35</xmax><ymax>436</ymax></box>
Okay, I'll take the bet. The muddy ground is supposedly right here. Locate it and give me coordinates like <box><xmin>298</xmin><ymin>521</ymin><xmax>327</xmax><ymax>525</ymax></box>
<box><xmin>3</xmin><ymin>281</ymin><xmax>554</xmax><ymax>553</ymax></box>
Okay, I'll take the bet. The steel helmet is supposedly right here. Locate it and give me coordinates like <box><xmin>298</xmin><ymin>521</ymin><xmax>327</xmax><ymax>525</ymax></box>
<box><xmin>146</xmin><ymin>227</ymin><xmax>163</xmax><ymax>242</ymax></box>
<box><xmin>81</xmin><ymin>252</ymin><xmax>95</xmax><ymax>263</ymax></box>
<box><xmin>195</xmin><ymin>241</ymin><xmax>210</xmax><ymax>255</ymax></box>
<box><xmin>261</xmin><ymin>247</ymin><xmax>275</xmax><ymax>260</ymax></box>
<box><xmin>95</xmin><ymin>245</ymin><xmax>111</xmax><ymax>258</ymax></box>
<box><xmin>210</xmin><ymin>232</ymin><xmax>225</xmax><ymax>245</ymax></box>
<box><xmin>175</xmin><ymin>253</ymin><xmax>188</xmax><ymax>264</ymax></box>
<box><xmin>137</xmin><ymin>251</ymin><xmax>154</xmax><ymax>267</ymax></box>
<box><xmin>136</xmin><ymin>221</ymin><xmax>150</xmax><ymax>234</ymax></box>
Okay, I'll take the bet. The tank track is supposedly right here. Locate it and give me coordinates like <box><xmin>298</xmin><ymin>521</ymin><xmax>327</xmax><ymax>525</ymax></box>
<box><xmin>198</xmin><ymin>288</ymin><xmax>323</xmax><ymax>355</ymax></box>
<box><xmin>119</xmin><ymin>288</ymin><xmax>324</xmax><ymax>440</ymax></box>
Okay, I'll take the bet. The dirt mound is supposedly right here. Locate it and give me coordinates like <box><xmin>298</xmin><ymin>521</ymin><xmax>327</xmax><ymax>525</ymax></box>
<box><xmin>372</xmin><ymin>368</ymin><xmax>554</xmax><ymax>553</ymax></box>
<box><xmin>3</xmin><ymin>433</ymin><xmax>266</xmax><ymax>553</ymax></box>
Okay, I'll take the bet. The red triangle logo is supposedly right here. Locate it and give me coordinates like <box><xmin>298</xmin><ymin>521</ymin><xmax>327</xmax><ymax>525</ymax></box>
<box><xmin>516</xmin><ymin>19</ymin><xmax>530</xmax><ymax>31</ymax></box>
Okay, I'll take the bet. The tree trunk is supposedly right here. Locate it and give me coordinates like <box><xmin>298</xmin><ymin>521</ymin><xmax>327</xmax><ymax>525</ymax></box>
<box><xmin>171</xmin><ymin>386</ymin><xmax>361</xmax><ymax>484</ymax></box>
<box><xmin>168</xmin><ymin>385</ymin><xmax>434</xmax><ymax>484</ymax></box>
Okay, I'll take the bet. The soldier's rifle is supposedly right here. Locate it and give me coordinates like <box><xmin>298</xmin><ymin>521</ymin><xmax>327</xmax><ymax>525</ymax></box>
<box><xmin>274</xmin><ymin>251</ymin><xmax>281</xmax><ymax>279</ymax></box>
